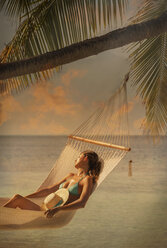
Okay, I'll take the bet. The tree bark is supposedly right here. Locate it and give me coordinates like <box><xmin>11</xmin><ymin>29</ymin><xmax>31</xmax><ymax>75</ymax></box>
<box><xmin>1</xmin><ymin>11</ymin><xmax>167</xmax><ymax>80</ymax></box>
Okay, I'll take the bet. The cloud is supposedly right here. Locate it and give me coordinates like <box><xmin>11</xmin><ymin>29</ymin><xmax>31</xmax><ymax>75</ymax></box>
<box><xmin>20</xmin><ymin>118</ymin><xmax>67</xmax><ymax>135</ymax></box>
<box><xmin>0</xmin><ymin>96</ymin><xmax>23</xmax><ymax>126</ymax></box>
<box><xmin>91</xmin><ymin>100</ymin><xmax>105</xmax><ymax>109</ymax></box>
<box><xmin>61</xmin><ymin>69</ymin><xmax>86</xmax><ymax>86</ymax></box>
<box><xmin>18</xmin><ymin>80</ymin><xmax>83</xmax><ymax>134</ymax></box>
<box><xmin>133</xmin><ymin>117</ymin><xmax>145</xmax><ymax>130</ymax></box>
<box><xmin>0</xmin><ymin>68</ymin><xmax>87</xmax><ymax>135</ymax></box>
<box><xmin>29</xmin><ymin>82</ymin><xmax>82</xmax><ymax>116</ymax></box>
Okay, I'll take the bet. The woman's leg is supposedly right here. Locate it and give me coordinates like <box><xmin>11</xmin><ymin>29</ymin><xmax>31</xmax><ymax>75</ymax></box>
<box><xmin>3</xmin><ymin>194</ymin><xmax>41</xmax><ymax>211</ymax></box>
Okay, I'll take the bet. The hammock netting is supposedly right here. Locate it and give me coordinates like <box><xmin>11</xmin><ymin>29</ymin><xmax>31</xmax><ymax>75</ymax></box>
<box><xmin>0</xmin><ymin>75</ymin><xmax>131</xmax><ymax>229</ymax></box>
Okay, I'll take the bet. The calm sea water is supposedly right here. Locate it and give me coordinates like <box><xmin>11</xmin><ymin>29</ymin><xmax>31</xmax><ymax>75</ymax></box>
<box><xmin>0</xmin><ymin>135</ymin><xmax>167</xmax><ymax>248</ymax></box>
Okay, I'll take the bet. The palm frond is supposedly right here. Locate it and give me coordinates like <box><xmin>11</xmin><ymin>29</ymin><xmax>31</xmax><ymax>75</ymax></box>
<box><xmin>128</xmin><ymin>0</ymin><xmax>167</xmax><ymax>137</ymax></box>
<box><xmin>0</xmin><ymin>0</ymin><xmax>41</xmax><ymax>20</ymax></box>
<box><xmin>0</xmin><ymin>0</ymin><xmax>129</xmax><ymax>95</ymax></box>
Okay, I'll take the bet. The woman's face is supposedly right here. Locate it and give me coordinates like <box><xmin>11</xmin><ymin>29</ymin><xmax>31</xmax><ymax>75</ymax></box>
<box><xmin>75</xmin><ymin>153</ymin><xmax>88</xmax><ymax>170</ymax></box>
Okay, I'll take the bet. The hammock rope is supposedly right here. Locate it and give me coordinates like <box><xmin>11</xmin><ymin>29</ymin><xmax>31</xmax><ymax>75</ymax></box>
<box><xmin>0</xmin><ymin>74</ymin><xmax>131</xmax><ymax>229</ymax></box>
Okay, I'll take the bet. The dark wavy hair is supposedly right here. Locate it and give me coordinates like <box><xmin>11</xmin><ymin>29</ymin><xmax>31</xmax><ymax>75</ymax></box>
<box><xmin>82</xmin><ymin>150</ymin><xmax>101</xmax><ymax>184</ymax></box>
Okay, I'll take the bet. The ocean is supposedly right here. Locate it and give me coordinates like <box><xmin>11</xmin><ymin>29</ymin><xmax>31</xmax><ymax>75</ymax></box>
<box><xmin>0</xmin><ymin>135</ymin><xmax>167</xmax><ymax>248</ymax></box>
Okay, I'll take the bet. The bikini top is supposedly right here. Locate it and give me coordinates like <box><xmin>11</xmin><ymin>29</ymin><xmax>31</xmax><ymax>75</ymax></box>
<box><xmin>59</xmin><ymin>175</ymin><xmax>87</xmax><ymax>196</ymax></box>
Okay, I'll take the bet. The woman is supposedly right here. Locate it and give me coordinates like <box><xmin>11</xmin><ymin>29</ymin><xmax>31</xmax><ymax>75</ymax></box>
<box><xmin>3</xmin><ymin>150</ymin><xmax>101</xmax><ymax>218</ymax></box>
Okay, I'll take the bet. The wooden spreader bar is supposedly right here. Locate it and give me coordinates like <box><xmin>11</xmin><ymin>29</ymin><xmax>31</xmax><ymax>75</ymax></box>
<box><xmin>68</xmin><ymin>135</ymin><xmax>131</xmax><ymax>152</ymax></box>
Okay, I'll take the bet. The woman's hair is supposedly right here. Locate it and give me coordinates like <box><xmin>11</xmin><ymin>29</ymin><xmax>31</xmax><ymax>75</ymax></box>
<box><xmin>82</xmin><ymin>150</ymin><xmax>101</xmax><ymax>184</ymax></box>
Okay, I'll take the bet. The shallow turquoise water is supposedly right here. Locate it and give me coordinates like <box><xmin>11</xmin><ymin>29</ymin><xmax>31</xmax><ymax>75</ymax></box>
<box><xmin>0</xmin><ymin>136</ymin><xmax>167</xmax><ymax>248</ymax></box>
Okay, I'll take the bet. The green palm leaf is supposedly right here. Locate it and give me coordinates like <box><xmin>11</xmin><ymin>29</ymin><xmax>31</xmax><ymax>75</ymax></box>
<box><xmin>0</xmin><ymin>0</ymin><xmax>129</xmax><ymax>95</ymax></box>
<box><xmin>128</xmin><ymin>0</ymin><xmax>167</xmax><ymax>137</ymax></box>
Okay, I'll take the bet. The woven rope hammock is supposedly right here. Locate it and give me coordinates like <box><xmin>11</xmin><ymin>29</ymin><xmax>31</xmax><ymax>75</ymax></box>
<box><xmin>0</xmin><ymin>74</ymin><xmax>131</xmax><ymax>229</ymax></box>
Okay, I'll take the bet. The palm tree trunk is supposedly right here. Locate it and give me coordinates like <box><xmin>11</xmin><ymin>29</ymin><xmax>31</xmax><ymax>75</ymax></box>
<box><xmin>1</xmin><ymin>11</ymin><xmax>167</xmax><ymax>80</ymax></box>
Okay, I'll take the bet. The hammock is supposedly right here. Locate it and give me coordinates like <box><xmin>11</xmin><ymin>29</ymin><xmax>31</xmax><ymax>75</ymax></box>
<box><xmin>0</xmin><ymin>74</ymin><xmax>131</xmax><ymax>229</ymax></box>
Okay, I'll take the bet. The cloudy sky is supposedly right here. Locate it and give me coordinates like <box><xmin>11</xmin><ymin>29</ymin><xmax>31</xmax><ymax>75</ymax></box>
<box><xmin>0</xmin><ymin>5</ymin><xmax>145</xmax><ymax>136</ymax></box>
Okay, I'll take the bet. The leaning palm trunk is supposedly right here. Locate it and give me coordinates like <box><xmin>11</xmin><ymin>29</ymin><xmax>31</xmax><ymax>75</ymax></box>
<box><xmin>1</xmin><ymin>11</ymin><xmax>167</xmax><ymax>80</ymax></box>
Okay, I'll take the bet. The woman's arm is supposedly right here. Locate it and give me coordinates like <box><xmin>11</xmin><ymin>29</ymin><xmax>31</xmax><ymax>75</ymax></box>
<box><xmin>25</xmin><ymin>173</ymin><xmax>74</xmax><ymax>198</ymax></box>
<box><xmin>45</xmin><ymin>176</ymin><xmax>93</xmax><ymax>217</ymax></box>
<box><xmin>25</xmin><ymin>187</ymin><xmax>56</xmax><ymax>198</ymax></box>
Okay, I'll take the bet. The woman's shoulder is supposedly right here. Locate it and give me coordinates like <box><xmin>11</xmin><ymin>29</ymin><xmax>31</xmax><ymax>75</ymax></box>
<box><xmin>65</xmin><ymin>172</ymin><xmax>75</xmax><ymax>179</ymax></box>
<box><xmin>82</xmin><ymin>175</ymin><xmax>94</xmax><ymax>184</ymax></box>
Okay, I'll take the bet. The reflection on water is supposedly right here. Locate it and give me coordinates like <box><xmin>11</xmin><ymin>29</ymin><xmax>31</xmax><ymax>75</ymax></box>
<box><xmin>0</xmin><ymin>136</ymin><xmax>167</xmax><ymax>248</ymax></box>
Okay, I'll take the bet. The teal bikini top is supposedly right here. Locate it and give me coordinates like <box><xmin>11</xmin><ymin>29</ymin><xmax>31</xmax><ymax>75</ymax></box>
<box><xmin>59</xmin><ymin>175</ymin><xmax>87</xmax><ymax>196</ymax></box>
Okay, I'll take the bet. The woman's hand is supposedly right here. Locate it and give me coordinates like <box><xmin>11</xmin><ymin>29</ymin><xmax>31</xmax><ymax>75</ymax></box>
<box><xmin>44</xmin><ymin>208</ymin><xmax>59</xmax><ymax>218</ymax></box>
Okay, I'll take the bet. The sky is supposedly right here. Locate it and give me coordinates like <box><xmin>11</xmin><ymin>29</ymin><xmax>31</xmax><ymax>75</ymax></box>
<box><xmin>0</xmin><ymin>3</ymin><xmax>145</xmax><ymax>136</ymax></box>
